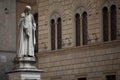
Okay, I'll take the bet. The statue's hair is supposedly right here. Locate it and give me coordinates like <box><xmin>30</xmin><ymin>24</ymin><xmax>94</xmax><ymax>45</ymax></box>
<box><xmin>25</xmin><ymin>5</ymin><xmax>31</xmax><ymax>10</ymax></box>
<box><xmin>24</xmin><ymin>5</ymin><xmax>31</xmax><ymax>13</ymax></box>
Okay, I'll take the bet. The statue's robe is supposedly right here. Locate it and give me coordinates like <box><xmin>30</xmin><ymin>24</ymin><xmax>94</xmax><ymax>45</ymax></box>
<box><xmin>17</xmin><ymin>13</ymin><xmax>36</xmax><ymax>58</ymax></box>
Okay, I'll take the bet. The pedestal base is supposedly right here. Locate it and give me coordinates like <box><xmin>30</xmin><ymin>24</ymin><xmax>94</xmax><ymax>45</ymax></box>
<box><xmin>7</xmin><ymin>56</ymin><xmax>43</xmax><ymax>80</ymax></box>
<box><xmin>8</xmin><ymin>68</ymin><xmax>43</xmax><ymax>80</ymax></box>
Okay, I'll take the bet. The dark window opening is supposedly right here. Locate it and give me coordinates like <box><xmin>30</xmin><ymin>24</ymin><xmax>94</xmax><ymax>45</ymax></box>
<box><xmin>51</xmin><ymin>19</ymin><xmax>56</xmax><ymax>50</ymax></box>
<box><xmin>78</xmin><ymin>77</ymin><xmax>87</xmax><ymax>80</ymax></box>
<box><xmin>57</xmin><ymin>17</ymin><xmax>62</xmax><ymax>49</ymax></box>
<box><xmin>103</xmin><ymin>7</ymin><xmax>109</xmax><ymax>42</ymax></box>
<box><xmin>33</xmin><ymin>13</ymin><xmax>38</xmax><ymax>53</ymax></box>
<box><xmin>75</xmin><ymin>13</ymin><xmax>80</xmax><ymax>46</ymax></box>
<box><xmin>111</xmin><ymin>5</ymin><xmax>117</xmax><ymax>40</ymax></box>
<box><xmin>106</xmin><ymin>75</ymin><xmax>116</xmax><ymax>80</ymax></box>
<box><xmin>82</xmin><ymin>12</ymin><xmax>88</xmax><ymax>45</ymax></box>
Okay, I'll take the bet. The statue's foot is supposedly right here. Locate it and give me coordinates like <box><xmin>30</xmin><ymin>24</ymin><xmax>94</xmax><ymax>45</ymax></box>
<box><xmin>23</xmin><ymin>55</ymin><xmax>34</xmax><ymax>57</ymax></box>
<box><xmin>23</xmin><ymin>55</ymin><xmax>27</xmax><ymax>57</ymax></box>
<box><xmin>28</xmin><ymin>55</ymin><xmax>33</xmax><ymax>57</ymax></box>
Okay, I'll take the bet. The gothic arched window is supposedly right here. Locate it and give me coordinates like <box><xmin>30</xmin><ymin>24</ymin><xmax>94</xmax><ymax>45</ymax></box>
<box><xmin>82</xmin><ymin>12</ymin><xmax>88</xmax><ymax>45</ymax></box>
<box><xmin>57</xmin><ymin>18</ymin><xmax>62</xmax><ymax>49</ymax></box>
<box><xmin>103</xmin><ymin>7</ymin><xmax>109</xmax><ymax>42</ymax></box>
<box><xmin>51</xmin><ymin>19</ymin><xmax>56</xmax><ymax>50</ymax></box>
<box><xmin>75</xmin><ymin>13</ymin><xmax>80</xmax><ymax>46</ymax></box>
<box><xmin>110</xmin><ymin>5</ymin><xmax>117</xmax><ymax>40</ymax></box>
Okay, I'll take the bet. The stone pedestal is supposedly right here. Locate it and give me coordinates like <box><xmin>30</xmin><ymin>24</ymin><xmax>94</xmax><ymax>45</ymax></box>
<box><xmin>7</xmin><ymin>57</ymin><xmax>43</xmax><ymax>80</ymax></box>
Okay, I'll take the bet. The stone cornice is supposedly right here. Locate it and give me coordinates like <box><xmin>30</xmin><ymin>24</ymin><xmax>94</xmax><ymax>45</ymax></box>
<box><xmin>38</xmin><ymin>40</ymin><xmax>120</xmax><ymax>57</ymax></box>
<box><xmin>16</xmin><ymin>0</ymin><xmax>36</xmax><ymax>5</ymax></box>
<box><xmin>0</xmin><ymin>50</ymin><xmax>16</xmax><ymax>53</ymax></box>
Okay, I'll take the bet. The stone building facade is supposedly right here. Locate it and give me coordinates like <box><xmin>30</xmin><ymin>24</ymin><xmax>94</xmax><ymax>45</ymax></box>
<box><xmin>0</xmin><ymin>0</ymin><xmax>16</xmax><ymax>80</ymax></box>
<box><xmin>37</xmin><ymin>0</ymin><xmax>120</xmax><ymax>80</ymax></box>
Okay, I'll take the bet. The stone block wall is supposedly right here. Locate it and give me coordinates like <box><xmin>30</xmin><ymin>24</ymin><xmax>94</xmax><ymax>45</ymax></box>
<box><xmin>38</xmin><ymin>0</ymin><xmax>120</xmax><ymax>80</ymax></box>
<box><xmin>0</xmin><ymin>0</ymin><xmax>16</xmax><ymax>51</ymax></box>
<box><xmin>38</xmin><ymin>0</ymin><xmax>120</xmax><ymax>51</ymax></box>
<box><xmin>38</xmin><ymin>42</ymin><xmax>120</xmax><ymax>80</ymax></box>
<box><xmin>0</xmin><ymin>0</ymin><xmax>16</xmax><ymax>80</ymax></box>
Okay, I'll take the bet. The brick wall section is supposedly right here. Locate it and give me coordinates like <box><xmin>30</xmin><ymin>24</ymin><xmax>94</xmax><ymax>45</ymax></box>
<box><xmin>38</xmin><ymin>0</ymin><xmax>120</xmax><ymax>51</ymax></box>
<box><xmin>38</xmin><ymin>0</ymin><xmax>120</xmax><ymax>80</ymax></box>
<box><xmin>38</xmin><ymin>41</ymin><xmax>120</xmax><ymax>80</ymax></box>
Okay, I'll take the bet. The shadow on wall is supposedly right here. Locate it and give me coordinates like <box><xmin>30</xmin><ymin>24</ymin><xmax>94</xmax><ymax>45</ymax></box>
<box><xmin>0</xmin><ymin>52</ymin><xmax>16</xmax><ymax>80</ymax></box>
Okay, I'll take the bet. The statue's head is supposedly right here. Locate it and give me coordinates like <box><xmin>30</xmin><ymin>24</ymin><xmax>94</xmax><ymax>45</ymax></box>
<box><xmin>24</xmin><ymin>5</ymin><xmax>31</xmax><ymax>15</ymax></box>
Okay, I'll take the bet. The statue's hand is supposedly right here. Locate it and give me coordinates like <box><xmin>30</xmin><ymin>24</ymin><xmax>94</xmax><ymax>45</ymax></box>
<box><xmin>33</xmin><ymin>23</ymin><xmax>36</xmax><ymax>30</ymax></box>
<box><xmin>25</xmin><ymin>28</ymin><xmax>30</xmax><ymax>37</ymax></box>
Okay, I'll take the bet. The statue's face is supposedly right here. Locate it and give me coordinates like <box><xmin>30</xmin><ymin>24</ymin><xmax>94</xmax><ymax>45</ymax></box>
<box><xmin>25</xmin><ymin>8</ymin><xmax>31</xmax><ymax>15</ymax></box>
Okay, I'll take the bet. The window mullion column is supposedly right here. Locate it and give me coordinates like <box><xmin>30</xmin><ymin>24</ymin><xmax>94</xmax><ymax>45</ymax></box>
<box><xmin>108</xmin><ymin>10</ymin><xmax>111</xmax><ymax>41</ymax></box>
<box><xmin>55</xmin><ymin>20</ymin><xmax>58</xmax><ymax>50</ymax></box>
<box><xmin>80</xmin><ymin>14</ymin><xmax>83</xmax><ymax>46</ymax></box>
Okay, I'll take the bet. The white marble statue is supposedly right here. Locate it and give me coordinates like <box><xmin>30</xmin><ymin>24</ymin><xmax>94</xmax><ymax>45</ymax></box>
<box><xmin>17</xmin><ymin>6</ymin><xmax>36</xmax><ymax>58</ymax></box>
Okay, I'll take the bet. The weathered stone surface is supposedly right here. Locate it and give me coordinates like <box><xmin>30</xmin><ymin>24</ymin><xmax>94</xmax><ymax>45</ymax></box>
<box><xmin>37</xmin><ymin>0</ymin><xmax>120</xmax><ymax>80</ymax></box>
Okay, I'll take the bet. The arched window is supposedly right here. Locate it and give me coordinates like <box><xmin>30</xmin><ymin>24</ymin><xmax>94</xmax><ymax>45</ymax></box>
<box><xmin>51</xmin><ymin>19</ymin><xmax>55</xmax><ymax>50</ymax></box>
<box><xmin>33</xmin><ymin>13</ymin><xmax>38</xmax><ymax>53</ymax></box>
<box><xmin>110</xmin><ymin>5</ymin><xmax>117</xmax><ymax>40</ymax></box>
<box><xmin>103</xmin><ymin>7</ymin><xmax>109</xmax><ymax>42</ymax></box>
<box><xmin>82</xmin><ymin>12</ymin><xmax>88</xmax><ymax>45</ymax></box>
<box><xmin>75</xmin><ymin>13</ymin><xmax>80</xmax><ymax>46</ymax></box>
<box><xmin>57</xmin><ymin>18</ymin><xmax>62</xmax><ymax>49</ymax></box>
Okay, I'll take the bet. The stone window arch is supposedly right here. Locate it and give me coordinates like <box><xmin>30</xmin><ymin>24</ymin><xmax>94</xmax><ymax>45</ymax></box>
<box><xmin>50</xmin><ymin>19</ymin><xmax>56</xmax><ymax>50</ymax></box>
<box><xmin>102</xmin><ymin>7</ymin><xmax>109</xmax><ymax>42</ymax></box>
<box><xmin>75</xmin><ymin>13</ymin><xmax>81</xmax><ymax>46</ymax></box>
<box><xmin>74</xmin><ymin>7</ymin><xmax>88</xmax><ymax>46</ymax></box>
<box><xmin>102</xmin><ymin>4</ymin><xmax>117</xmax><ymax>42</ymax></box>
<box><xmin>57</xmin><ymin>17</ymin><xmax>62</xmax><ymax>49</ymax></box>
<box><xmin>110</xmin><ymin>5</ymin><xmax>117</xmax><ymax>41</ymax></box>
<box><xmin>50</xmin><ymin>13</ymin><xmax>62</xmax><ymax>50</ymax></box>
<box><xmin>82</xmin><ymin>12</ymin><xmax>88</xmax><ymax>45</ymax></box>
